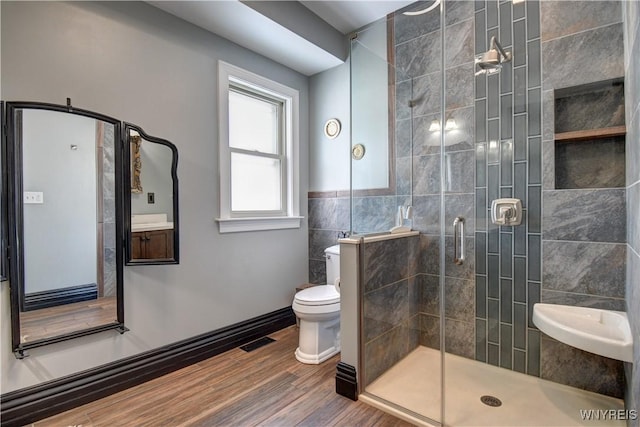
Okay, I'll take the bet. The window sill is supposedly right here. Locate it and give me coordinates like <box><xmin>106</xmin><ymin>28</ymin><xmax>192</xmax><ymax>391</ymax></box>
<box><xmin>216</xmin><ymin>216</ymin><xmax>304</xmax><ymax>233</ymax></box>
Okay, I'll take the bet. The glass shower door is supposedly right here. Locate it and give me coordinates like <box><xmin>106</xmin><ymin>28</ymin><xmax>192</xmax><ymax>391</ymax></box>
<box><xmin>352</xmin><ymin>5</ymin><xmax>445</xmax><ymax>426</ymax></box>
<box><xmin>441</xmin><ymin>0</ymin><xmax>541</xmax><ymax>425</ymax></box>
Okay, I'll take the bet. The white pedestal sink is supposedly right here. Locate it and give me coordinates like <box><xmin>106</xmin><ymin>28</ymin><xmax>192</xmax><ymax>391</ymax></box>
<box><xmin>532</xmin><ymin>303</ymin><xmax>633</xmax><ymax>363</ymax></box>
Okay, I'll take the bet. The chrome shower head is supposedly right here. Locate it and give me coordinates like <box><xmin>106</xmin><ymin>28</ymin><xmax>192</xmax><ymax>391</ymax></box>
<box><xmin>477</xmin><ymin>50</ymin><xmax>500</xmax><ymax>69</ymax></box>
<box><xmin>475</xmin><ymin>37</ymin><xmax>512</xmax><ymax>75</ymax></box>
<box><xmin>402</xmin><ymin>0</ymin><xmax>441</xmax><ymax>16</ymax></box>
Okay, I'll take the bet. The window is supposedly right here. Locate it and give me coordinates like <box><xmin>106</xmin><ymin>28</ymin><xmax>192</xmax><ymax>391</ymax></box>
<box><xmin>217</xmin><ymin>61</ymin><xmax>301</xmax><ymax>233</ymax></box>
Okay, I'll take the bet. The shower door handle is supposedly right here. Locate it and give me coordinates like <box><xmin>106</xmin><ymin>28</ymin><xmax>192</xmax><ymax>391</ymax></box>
<box><xmin>453</xmin><ymin>216</ymin><xmax>465</xmax><ymax>265</ymax></box>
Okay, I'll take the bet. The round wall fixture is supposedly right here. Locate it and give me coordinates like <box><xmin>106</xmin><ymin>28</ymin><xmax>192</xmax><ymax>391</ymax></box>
<box><xmin>352</xmin><ymin>143</ymin><xmax>366</xmax><ymax>160</ymax></box>
<box><xmin>324</xmin><ymin>118</ymin><xmax>341</xmax><ymax>139</ymax></box>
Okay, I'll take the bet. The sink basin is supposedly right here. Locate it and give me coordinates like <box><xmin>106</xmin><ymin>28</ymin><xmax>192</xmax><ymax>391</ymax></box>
<box><xmin>131</xmin><ymin>214</ymin><xmax>173</xmax><ymax>232</ymax></box>
<box><xmin>131</xmin><ymin>222</ymin><xmax>173</xmax><ymax>232</ymax></box>
<box><xmin>532</xmin><ymin>303</ymin><xmax>633</xmax><ymax>362</ymax></box>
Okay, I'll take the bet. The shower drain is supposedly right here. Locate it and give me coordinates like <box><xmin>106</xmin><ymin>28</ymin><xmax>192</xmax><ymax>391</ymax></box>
<box><xmin>480</xmin><ymin>395</ymin><xmax>502</xmax><ymax>407</ymax></box>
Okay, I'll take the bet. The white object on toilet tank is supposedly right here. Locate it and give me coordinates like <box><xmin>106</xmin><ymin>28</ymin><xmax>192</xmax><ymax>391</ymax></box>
<box><xmin>325</xmin><ymin>244</ymin><xmax>340</xmax><ymax>286</ymax></box>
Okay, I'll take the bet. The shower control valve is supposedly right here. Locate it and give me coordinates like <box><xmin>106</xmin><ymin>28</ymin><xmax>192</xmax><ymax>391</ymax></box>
<box><xmin>491</xmin><ymin>198</ymin><xmax>522</xmax><ymax>226</ymax></box>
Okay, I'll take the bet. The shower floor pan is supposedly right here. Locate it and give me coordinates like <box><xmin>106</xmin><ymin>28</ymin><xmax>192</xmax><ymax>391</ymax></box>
<box><xmin>362</xmin><ymin>346</ymin><xmax>625</xmax><ymax>427</ymax></box>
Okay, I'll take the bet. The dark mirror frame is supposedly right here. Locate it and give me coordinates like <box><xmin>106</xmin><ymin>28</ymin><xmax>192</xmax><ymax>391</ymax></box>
<box><xmin>3</xmin><ymin>101</ymin><xmax>127</xmax><ymax>358</ymax></box>
<box><xmin>1</xmin><ymin>101</ymin><xmax>8</xmax><ymax>283</ymax></box>
<box><xmin>123</xmin><ymin>123</ymin><xmax>179</xmax><ymax>266</ymax></box>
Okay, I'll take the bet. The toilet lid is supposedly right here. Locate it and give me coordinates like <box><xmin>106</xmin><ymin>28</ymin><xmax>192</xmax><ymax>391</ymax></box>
<box><xmin>295</xmin><ymin>285</ymin><xmax>340</xmax><ymax>306</ymax></box>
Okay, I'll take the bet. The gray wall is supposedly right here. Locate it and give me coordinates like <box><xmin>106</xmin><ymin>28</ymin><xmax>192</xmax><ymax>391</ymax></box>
<box><xmin>1</xmin><ymin>1</ymin><xmax>309</xmax><ymax>393</ymax></box>
<box><xmin>309</xmin><ymin>63</ymin><xmax>350</xmax><ymax>192</ymax></box>
<box><xmin>624</xmin><ymin>0</ymin><xmax>640</xmax><ymax>421</ymax></box>
<box><xmin>306</xmin><ymin>44</ymin><xmax>350</xmax><ymax>283</ymax></box>
<box><xmin>351</xmin><ymin>22</ymin><xmax>390</xmax><ymax>191</ymax></box>
<box><xmin>308</xmin><ymin>21</ymin><xmax>390</xmax><ymax>194</ymax></box>
<box><xmin>22</xmin><ymin>109</ymin><xmax>97</xmax><ymax>293</ymax></box>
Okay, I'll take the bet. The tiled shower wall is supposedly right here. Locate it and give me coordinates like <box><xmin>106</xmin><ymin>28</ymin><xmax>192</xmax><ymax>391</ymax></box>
<box><xmin>473</xmin><ymin>0</ymin><xmax>626</xmax><ymax>398</ymax></box>
<box><xmin>308</xmin><ymin>193</ymin><xmax>399</xmax><ymax>286</ymax></box>
<box><xmin>624</xmin><ymin>0</ymin><xmax>640</xmax><ymax>419</ymax></box>
<box><xmin>308</xmin><ymin>196</ymin><xmax>349</xmax><ymax>285</ymax></box>
<box><xmin>473</xmin><ymin>0</ymin><xmax>543</xmax><ymax>376</ymax></box>
<box><xmin>539</xmin><ymin>1</ymin><xmax>625</xmax><ymax>398</ymax></box>
<box><xmin>361</xmin><ymin>235</ymin><xmax>420</xmax><ymax>385</ymax></box>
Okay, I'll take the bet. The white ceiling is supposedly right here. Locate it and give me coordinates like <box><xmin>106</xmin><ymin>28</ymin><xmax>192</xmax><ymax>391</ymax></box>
<box><xmin>148</xmin><ymin>1</ymin><xmax>414</xmax><ymax>76</ymax></box>
<box><xmin>300</xmin><ymin>1</ymin><xmax>413</xmax><ymax>35</ymax></box>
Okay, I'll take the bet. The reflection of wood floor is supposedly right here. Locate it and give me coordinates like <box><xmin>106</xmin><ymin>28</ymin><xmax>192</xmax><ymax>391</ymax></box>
<box><xmin>36</xmin><ymin>326</ymin><xmax>410</xmax><ymax>426</ymax></box>
<box><xmin>20</xmin><ymin>296</ymin><xmax>117</xmax><ymax>343</ymax></box>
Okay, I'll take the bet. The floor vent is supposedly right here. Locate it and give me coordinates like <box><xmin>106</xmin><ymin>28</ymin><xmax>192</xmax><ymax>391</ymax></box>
<box><xmin>240</xmin><ymin>336</ymin><xmax>275</xmax><ymax>352</ymax></box>
<box><xmin>480</xmin><ymin>395</ymin><xmax>502</xmax><ymax>407</ymax></box>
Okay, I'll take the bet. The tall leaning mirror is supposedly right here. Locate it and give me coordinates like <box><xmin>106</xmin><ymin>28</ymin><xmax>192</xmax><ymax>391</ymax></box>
<box><xmin>124</xmin><ymin>123</ymin><xmax>179</xmax><ymax>265</ymax></box>
<box><xmin>4</xmin><ymin>102</ymin><xmax>126</xmax><ymax>357</ymax></box>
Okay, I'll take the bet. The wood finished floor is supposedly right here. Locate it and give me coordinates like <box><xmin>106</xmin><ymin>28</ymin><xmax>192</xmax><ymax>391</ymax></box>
<box><xmin>33</xmin><ymin>325</ymin><xmax>411</xmax><ymax>427</ymax></box>
<box><xmin>20</xmin><ymin>297</ymin><xmax>117</xmax><ymax>343</ymax></box>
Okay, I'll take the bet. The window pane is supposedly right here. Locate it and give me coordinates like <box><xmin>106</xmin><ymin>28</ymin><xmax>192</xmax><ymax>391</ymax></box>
<box><xmin>229</xmin><ymin>90</ymin><xmax>279</xmax><ymax>154</ymax></box>
<box><xmin>231</xmin><ymin>153</ymin><xmax>282</xmax><ymax>212</ymax></box>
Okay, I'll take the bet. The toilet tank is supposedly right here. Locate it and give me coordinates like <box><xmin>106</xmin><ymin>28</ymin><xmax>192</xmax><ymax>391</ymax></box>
<box><xmin>324</xmin><ymin>245</ymin><xmax>340</xmax><ymax>285</ymax></box>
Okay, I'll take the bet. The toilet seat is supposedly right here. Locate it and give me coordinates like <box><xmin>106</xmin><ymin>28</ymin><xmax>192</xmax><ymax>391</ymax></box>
<box><xmin>294</xmin><ymin>285</ymin><xmax>339</xmax><ymax>306</ymax></box>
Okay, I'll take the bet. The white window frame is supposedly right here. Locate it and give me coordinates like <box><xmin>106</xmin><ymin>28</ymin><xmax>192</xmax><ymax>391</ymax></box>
<box><xmin>216</xmin><ymin>61</ymin><xmax>302</xmax><ymax>233</ymax></box>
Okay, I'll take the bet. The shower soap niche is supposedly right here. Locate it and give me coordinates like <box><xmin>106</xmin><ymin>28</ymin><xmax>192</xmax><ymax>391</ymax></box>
<box><xmin>532</xmin><ymin>303</ymin><xmax>632</xmax><ymax>362</ymax></box>
<box><xmin>553</xmin><ymin>79</ymin><xmax>626</xmax><ymax>189</ymax></box>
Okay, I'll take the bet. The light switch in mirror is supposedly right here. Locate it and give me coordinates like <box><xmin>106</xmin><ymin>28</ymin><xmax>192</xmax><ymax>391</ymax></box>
<box><xmin>124</xmin><ymin>123</ymin><xmax>179</xmax><ymax>265</ymax></box>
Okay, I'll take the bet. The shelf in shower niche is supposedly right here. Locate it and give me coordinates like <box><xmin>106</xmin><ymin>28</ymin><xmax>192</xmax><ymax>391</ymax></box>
<box><xmin>554</xmin><ymin>126</ymin><xmax>626</xmax><ymax>142</ymax></box>
<box><xmin>532</xmin><ymin>303</ymin><xmax>633</xmax><ymax>362</ymax></box>
<box><xmin>553</xmin><ymin>79</ymin><xmax>627</xmax><ymax>190</ymax></box>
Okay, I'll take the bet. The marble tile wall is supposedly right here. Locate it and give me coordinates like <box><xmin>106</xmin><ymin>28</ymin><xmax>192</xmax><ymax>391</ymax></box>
<box><xmin>554</xmin><ymin>84</ymin><xmax>625</xmax><ymax>133</ymax></box>
<box><xmin>307</xmin><ymin>196</ymin><xmax>349</xmax><ymax>285</ymax></box>
<box><xmin>540</xmin><ymin>0</ymin><xmax>626</xmax><ymax>398</ymax></box>
<box><xmin>307</xmin><ymin>193</ymin><xmax>400</xmax><ymax>286</ymax></box>
<box><xmin>362</xmin><ymin>235</ymin><xmax>420</xmax><ymax>385</ymax></box>
<box><xmin>623</xmin><ymin>0</ymin><xmax>640</xmax><ymax>420</ymax></box>
<box><xmin>554</xmin><ymin>136</ymin><xmax>626</xmax><ymax>189</ymax></box>
<box><xmin>101</xmin><ymin>122</ymin><xmax>117</xmax><ymax>298</ymax></box>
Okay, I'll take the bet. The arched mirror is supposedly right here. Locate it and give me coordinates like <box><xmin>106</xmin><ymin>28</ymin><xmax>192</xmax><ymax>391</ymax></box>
<box><xmin>4</xmin><ymin>102</ymin><xmax>126</xmax><ymax>357</ymax></box>
<box><xmin>124</xmin><ymin>123</ymin><xmax>179</xmax><ymax>265</ymax></box>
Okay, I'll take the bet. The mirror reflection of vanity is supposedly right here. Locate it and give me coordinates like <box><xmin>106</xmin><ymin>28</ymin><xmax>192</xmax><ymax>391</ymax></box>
<box><xmin>2</xmin><ymin>101</ymin><xmax>179</xmax><ymax>357</ymax></box>
<box><xmin>124</xmin><ymin>124</ymin><xmax>179</xmax><ymax>265</ymax></box>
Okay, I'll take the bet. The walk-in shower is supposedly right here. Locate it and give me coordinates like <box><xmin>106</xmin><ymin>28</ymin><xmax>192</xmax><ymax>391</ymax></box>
<box><xmin>345</xmin><ymin>0</ymin><xmax>633</xmax><ymax>425</ymax></box>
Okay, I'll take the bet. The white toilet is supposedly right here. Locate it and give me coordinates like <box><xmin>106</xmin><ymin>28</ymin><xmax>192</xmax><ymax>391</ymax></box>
<box><xmin>292</xmin><ymin>244</ymin><xmax>340</xmax><ymax>364</ymax></box>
